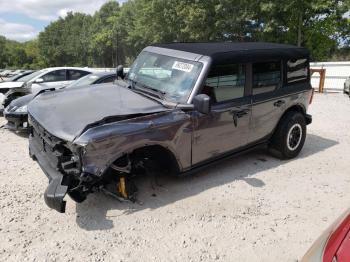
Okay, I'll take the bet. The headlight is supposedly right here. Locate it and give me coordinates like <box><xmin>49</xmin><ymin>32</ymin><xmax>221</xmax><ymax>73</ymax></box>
<box><xmin>5</xmin><ymin>105</ymin><xmax>16</xmax><ymax>112</ymax></box>
<box><xmin>15</xmin><ymin>105</ymin><xmax>27</xmax><ymax>113</ymax></box>
<box><xmin>23</xmin><ymin>82</ymin><xmax>32</xmax><ymax>89</ymax></box>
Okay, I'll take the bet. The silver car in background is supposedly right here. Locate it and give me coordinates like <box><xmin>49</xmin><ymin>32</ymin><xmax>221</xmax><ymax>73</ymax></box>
<box><xmin>0</xmin><ymin>67</ymin><xmax>93</xmax><ymax>110</ymax></box>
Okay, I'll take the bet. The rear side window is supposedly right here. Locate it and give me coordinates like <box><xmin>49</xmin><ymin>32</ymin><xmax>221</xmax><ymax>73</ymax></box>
<box><xmin>42</xmin><ymin>70</ymin><xmax>66</xmax><ymax>82</ymax></box>
<box><xmin>68</xmin><ymin>70</ymin><xmax>90</xmax><ymax>80</ymax></box>
<box><xmin>253</xmin><ymin>61</ymin><xmax>281</xmax><ymax>95</ymax></box>
<box><xmin>286</xmin><ymin>58</ymin><xmax>308</xmax><ymax>83</ymax></box>
<box><xmin>204</xmin><ymin>64</ymin><xmax>246</xmax><ymax>103</ymax></box>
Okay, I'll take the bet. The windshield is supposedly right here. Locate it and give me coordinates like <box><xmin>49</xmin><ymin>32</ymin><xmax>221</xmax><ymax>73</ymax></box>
<box><xmin>19</xmin><ymin>70</ymin><xmax>47</xmax><ymax>83</ymax></box>
<box><xmin>127</xmin><ymin>51</ymin><xmax>203</xmax><ymax>103</ymax></box>
<box><xmin>6</xmin><ymin>72</ymin><xmax>33</xmax><ymax>82</ymax></box>
<box><xmin>6</xmin><ymin>74</ymin><xmax>24</xmax><ymax>82</ymax></box>
<box><xmin>66</xmin><ymin>74</ymin><xmax>98</xmax><ymax>88</ymax></box>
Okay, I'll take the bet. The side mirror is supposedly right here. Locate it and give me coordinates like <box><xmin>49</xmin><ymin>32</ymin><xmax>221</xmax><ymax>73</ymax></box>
<box><xmin>193</xmin><ymin>94</ymin><xmax>211</xmax><ymax>114</ymax></box>
<box><xmin>116</xmin><ymin>65</ymin><xmax>125</xmax><ymax>79</ymax></box>
<box><xmin>34</xmin><ymin>78</ymin><xmax>44</xmax><ymax>84</ymax></box>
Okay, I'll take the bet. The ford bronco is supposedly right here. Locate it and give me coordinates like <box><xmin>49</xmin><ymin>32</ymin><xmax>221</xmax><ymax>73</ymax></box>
<box><xmin>28</xmin><ymin>42</ymin><xmax>313</xmax><ymax>212</ymax></box>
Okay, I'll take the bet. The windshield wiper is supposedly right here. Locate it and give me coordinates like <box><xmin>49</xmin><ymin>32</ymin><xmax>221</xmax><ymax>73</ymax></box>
<box><xmin>128</xmin><ymin>79</ymin><xmax>166</xmax><ymax>99</ymax></box>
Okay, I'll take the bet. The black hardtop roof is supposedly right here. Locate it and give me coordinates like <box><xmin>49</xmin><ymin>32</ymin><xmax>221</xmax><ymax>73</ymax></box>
<box><xmin>152</xmin><ymin>42</ymin><xmax>309</xmax><ymax>65</ymax></box>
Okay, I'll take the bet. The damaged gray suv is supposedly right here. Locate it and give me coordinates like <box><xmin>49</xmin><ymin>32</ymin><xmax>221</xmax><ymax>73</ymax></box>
<box><xmin>28</xmin><ymin>42</ymin><xmax>313</xmax><ymax>212</ymax></box>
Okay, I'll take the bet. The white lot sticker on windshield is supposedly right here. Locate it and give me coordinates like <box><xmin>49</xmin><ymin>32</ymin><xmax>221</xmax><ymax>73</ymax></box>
<box><xmin>172</xmin><ymin>61</ymin><xmax>194</xmax><ymax>73</ymax></box>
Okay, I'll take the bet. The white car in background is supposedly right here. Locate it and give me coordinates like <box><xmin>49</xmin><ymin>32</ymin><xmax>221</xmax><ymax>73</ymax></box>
<box><xmin>0</xmin><ymin>67</ymin><xmax>93</xmax><ymax>111</ymax></box>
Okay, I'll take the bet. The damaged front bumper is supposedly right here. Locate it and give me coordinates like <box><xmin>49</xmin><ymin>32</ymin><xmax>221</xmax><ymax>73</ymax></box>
<box><xmin>29</xmin><ymin>134</ymin><xmax>68</xmax><ymax>213</ymax></box>
<box><xmin>3</xmin><ymin>111</ymin><xmax>29</xmax><ymax>131</ymax></box>
<box><xmin>0</xmin><ymin>93</ymin><xmax>4</xmax><ymax>114</ymax></box>
<box><xmin>28</xmin><ymin>113</ymin><xmax>139</xmax><ymax>212</ymax></box>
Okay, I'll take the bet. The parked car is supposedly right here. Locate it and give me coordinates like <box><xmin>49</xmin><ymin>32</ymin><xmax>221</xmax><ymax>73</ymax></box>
<box><xmin>3</xmin><ymin>70</ymin><xmax>36</xmax><ymax>82</ymax></box>
<box><xmin>65</xmin><ymin>71</ymin><xmax>117</xmax><ymax>88</ymax></box>
<box><xmin>28</xmin><ymin>42</ymin><xmax>313</xmax><ymax>212</ymax></box>
<box><xmin>3</xmin><ymin>72</ymin><xmax>116</xmax><ymax>131</ymax></box>
<box><xmin>0</xmin><ymin>71</ymin><xmax>37</xmax><ymax>113</ymax></box>
<box><xmin>0</xmin><ymin>67</ymin><xmax>93</xmax><ymax>110</ymax></box>
<box><xmin>0</xmin><ymin>69</ymin><xmax>13</xmax><ymax>77</ymax></box>
<box><xmin>301</xmin><ymin>208</ymin><xmax>350</xmax><ymax>262</ymax></box>
<box><xmin>8</xmin><ymin>69</ymin><xmax>25</xmax><ymax>77</ymax></box>
<box><xmin>343</xmin><ymin>76</ymin><xmax>350</xmax><ymax>96</ymax></box>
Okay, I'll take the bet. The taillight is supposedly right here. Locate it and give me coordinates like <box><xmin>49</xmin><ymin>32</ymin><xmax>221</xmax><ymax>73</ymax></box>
<box><xmin>335</xmin><ymin>231</ymin><xmax>350</xmax><ymax>261</ymax></box>
<box><xmin>309</xmin><ymin>88</ymin><xmax>315</xmax><ymax>105</ymax></box>
<box><xmin>323</xmin><ymin>213</ymin><xmax>350</xmax><ymax>262</ymax></box>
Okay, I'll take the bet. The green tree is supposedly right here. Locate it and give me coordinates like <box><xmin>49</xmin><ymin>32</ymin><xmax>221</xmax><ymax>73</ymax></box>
<box><xmin>256</xmin><ymin>0</ymin><xmax>350</xmax><ymax>60</ymax></box>
<box><xmin>0</xmin><ymin>36</ymin><xmax>8</xmax><ymax>68</ymax></box>
<box><xmin>90</xmin><ymin>1</ymin><xmax>121</xmax><ymax>67</ymax></box>
<box><xmin>2</xmin><ymin>0</ymin><xmax>349</xmax><ymax>68</ymax></box>
<box><xmin>38</xmin><ymin>12</ymin><xmax>93</xmax><ymax>66</ymax></box>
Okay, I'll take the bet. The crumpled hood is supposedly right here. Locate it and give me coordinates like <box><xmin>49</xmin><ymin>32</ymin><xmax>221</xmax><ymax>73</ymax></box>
<box><xmin>6</xmin><ymin>93</ymin><xmax>35</xmax><ymax>112</ymax></box>
<box><xmin>28</xmin><ymin>83</ymin><xmax>168</xmax><ymax>142</ymax></box>
<box><xmin>0</xmin><ymin>81</ymin><xmax>25</xmax><ymax>89</ymax></box>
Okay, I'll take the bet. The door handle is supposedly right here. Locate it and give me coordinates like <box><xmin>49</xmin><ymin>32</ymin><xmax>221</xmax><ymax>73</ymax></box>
<box><xmin>235</xmin><ymin>109</ymin><xmax>249</xmax><ymax>118</ymax></box>
<box><xmin>274</xmin><ymin>100</ymin><xmax>285</xmax><ymax>107</ymax></box>
<box><xmin>230</xmin><ymin>109</ymin><xmax>249</xmax><ymax>117</ymax></box>
<box><xmin>230</xmin><ymin>109</ymin><xmax>249</xmax><ymax>127</ymax></box>
<box><xmin>233</xmin><ymin>113</ymin><xmax>238</xmax><ymax>127</ymax></box>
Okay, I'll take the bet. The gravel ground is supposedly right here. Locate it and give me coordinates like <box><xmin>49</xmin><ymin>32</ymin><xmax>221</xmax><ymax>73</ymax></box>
<box><xmin>0</xmin><ymin>93</ymin><xmax>350</xmax><ymax>262</ymax></box>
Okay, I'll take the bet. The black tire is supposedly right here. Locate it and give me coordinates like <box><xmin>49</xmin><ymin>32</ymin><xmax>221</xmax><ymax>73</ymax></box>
<box><xmin>269</xmin><ymin>111</ymin><xmax>306</xmax><ymax>160</ymax></box>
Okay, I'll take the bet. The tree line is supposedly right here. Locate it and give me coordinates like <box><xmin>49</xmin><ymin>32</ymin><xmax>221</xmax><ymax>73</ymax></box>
<box><xmin>1</xmin><ymin>0</ymin><xmax>349</xmax><ymax>69</ymax></box>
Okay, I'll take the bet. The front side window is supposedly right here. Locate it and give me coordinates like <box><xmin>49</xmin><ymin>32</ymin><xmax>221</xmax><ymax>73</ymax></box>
<box><xmin>287</xmin><ymin>58</ymin><xmax>308</xmax><ymax>83</ymax></box>
<box><xmin>253</xmin><ymin>61</ymin><xmax>281</xmax><ymax>95</ymax></box>
<box><xmin>68</xmin><ymin>70</ymin><xmax>90</xmax><ymax>80</ymax></box>
<box><xmin>203</xmin><ymin>64</ymin><xmax>246</xmax><ymax>103</ymax></box>
<box><xmin>42</xmin><ymin>70</ymin><xmax>66</xmax><ymax>82</ymax></box>
<box><xmin>127</xmin><ymin>51</ymin><xmax>203</xmax><ymax>103</ymax></box>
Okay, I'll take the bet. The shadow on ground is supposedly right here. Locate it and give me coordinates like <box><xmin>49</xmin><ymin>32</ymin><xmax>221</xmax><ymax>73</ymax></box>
<box><xmin>0</xmin><ymin>126</ymin><xmax>29</xmax><ymax>138</ymax></box>
<box><xmin>75</xmin><ymin>134</ymin><xmax>337</xmax><ymax>231</ymax></box>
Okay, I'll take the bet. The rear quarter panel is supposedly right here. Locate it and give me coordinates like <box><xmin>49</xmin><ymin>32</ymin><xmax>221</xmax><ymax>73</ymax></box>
<box><xmin>250</xmin><ymin>83</ymin><xmax>311</xmax><ymax>143</ymax></box>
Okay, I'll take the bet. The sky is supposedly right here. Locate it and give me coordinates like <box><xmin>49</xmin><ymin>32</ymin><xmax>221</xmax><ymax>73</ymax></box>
<box><xmin>0</xmin><ymin>0</ymin><xmax>126</xmax><ymax>42</ymax></box>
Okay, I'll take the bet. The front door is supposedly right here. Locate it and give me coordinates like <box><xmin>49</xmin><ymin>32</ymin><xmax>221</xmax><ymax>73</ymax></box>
<box><xmin>31</xmin><ymin>69</ymin><xmax>68</xmax><ymax>94</ymax></box>
<box><xmin>192</xmin><ymin>63</ymin><xmax>251</xmax><ymax>165</ymax></box>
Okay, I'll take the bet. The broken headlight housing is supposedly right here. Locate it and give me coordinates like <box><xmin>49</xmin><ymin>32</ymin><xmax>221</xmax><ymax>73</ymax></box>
<box><xmin>15</xmin><ymin>105</ymin><xmax>28</xmax><ymax>113</ymax></box>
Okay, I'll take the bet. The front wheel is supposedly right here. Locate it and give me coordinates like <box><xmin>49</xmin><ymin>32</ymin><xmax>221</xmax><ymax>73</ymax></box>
<box><xmin>269</xmin><ymin>111</ymin><xmax>307</xmax><ymax>159</ymax></box>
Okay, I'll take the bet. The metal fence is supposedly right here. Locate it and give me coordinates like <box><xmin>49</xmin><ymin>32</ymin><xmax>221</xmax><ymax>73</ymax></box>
<box><xmin>310</xmin><ymin>62</ymin><xmax>350</xmax><ymax>92</ymax></box>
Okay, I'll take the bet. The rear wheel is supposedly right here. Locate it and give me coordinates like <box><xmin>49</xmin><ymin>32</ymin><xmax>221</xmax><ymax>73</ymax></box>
<box><xmin>269</xmin><ymin>111</ymin><xmax>306</xmax><ymax>159</ymax></box>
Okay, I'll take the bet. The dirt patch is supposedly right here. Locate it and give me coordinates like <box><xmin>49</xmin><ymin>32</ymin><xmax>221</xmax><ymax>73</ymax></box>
<box><xmin>0</xmin><ymin>93</ymin><xmax>349</xmax><ymax>261</ymax></box>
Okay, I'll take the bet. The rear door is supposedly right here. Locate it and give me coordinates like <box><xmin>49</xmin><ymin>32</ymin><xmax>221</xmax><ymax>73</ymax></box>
<box><xmin>192</xmin><ymin>63</ymin><xmax>252</xmax><ymax>165</ymax></box>
<box><xmin>248</xmin><ymin>61</ymin><xmax>285</xmax><ymax>143</ymax></box>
